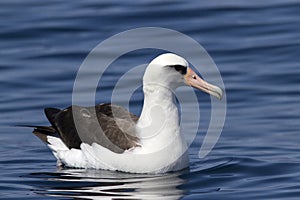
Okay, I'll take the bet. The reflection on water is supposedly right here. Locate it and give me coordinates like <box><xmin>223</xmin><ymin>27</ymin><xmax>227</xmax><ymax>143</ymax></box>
<box><xmin>30</xmin><ymin>168</ymin><xmax>188</xmax><ymax>199</ymax></box>
<box><xmin>25</xmin><ymin>157</ymin><xmax>233</xmax><ymax>199</ymax></box>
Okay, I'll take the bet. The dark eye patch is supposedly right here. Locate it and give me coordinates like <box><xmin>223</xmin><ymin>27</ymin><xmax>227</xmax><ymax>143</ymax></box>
<box><xmin>167</xmin><ymin>65</ymin><xmax>187</xmax><ymax>75</ymax></box>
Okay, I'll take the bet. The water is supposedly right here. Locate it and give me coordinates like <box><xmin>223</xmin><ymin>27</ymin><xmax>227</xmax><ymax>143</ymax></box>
<box><xmin>1</xmin><ymin>0</ymin><xmax>300</xmax><ymax>199</ymax></box>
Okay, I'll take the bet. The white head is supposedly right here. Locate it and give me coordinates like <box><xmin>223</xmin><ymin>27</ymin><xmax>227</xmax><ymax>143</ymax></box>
<box><xmin>143</xmin><ymin>53</ymin><xmax>223</xmax><ymax>99</ymax></box>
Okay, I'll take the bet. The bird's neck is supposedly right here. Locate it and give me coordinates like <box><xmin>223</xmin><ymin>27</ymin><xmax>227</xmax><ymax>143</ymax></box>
<box><xmin>137</xmin><ymin>84</ymin><xmax>180</xmax><ymax>143</ymax></box>
<box><xmin>143</xmin><ymin>83</ymin><xmax>175</xmax><ymax>106</ymax></box>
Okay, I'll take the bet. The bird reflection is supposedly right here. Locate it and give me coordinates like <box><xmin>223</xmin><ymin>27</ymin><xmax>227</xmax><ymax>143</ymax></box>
<box><xmin>33</xmin><ymin>168</ymin><xmax>189</xmax><ymax>199</ymax></box>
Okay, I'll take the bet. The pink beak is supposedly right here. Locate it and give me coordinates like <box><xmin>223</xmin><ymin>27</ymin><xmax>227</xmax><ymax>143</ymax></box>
<box><xmin>184</xmin><ymin>68</ymin><xmax>223</xmax><ymax>100</ymax></box>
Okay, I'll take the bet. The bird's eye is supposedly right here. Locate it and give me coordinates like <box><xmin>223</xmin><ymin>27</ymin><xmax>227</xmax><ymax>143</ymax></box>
<box><xmin>168</xmin><ymin>65</ymin><xmax>187</xmax><ymax>75</ymax></box>
<box><xmin>192</xmin><ymin>75</ymin><xmax>196</xmax><ymax>79</ymax></box>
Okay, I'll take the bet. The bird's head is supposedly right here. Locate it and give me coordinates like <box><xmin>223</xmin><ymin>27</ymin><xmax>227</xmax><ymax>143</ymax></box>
<box><xmin>143</xmin><ymin>53</ymin><xmax>223</xmax><ymax>100</ymax></box>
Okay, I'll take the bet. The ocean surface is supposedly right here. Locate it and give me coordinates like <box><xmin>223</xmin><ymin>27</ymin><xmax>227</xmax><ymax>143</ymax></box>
<box><xmin>1</xmin><ymin>0</ymin><xmax>300</xmax><ymax>199</ymax></box>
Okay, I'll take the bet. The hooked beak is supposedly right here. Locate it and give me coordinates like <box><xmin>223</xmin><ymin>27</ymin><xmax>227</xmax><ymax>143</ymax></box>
<box><xmin>184</xmin><ymin>68</ymin><xmax>223</xmax><ymax>100</ymax></box>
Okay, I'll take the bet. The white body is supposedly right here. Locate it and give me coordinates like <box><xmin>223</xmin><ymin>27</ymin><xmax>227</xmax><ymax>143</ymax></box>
<box><xmin>47</xmin><ymin>85</ymin><xmax>189</xmax><ymax>173</ymax></box>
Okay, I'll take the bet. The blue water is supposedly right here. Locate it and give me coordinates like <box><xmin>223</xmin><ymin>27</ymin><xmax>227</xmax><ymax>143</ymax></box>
<box><xmin>1</xmin><ymin>0</ymin><xmax>300</xmax><ymax>199</ymax></box>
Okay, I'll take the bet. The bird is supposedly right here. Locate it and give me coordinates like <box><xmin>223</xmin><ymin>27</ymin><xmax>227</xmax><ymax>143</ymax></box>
<box><xmin>32</xmin><ymin>53</ymin><xmax>223</xmax><ymax>174</ymax></box>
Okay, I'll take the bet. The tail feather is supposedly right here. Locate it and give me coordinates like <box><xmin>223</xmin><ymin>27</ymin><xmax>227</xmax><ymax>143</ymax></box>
<box><xmin>30</xmin><ymin>125</ymin><xmax>60</xmax><ymax>144</ymax></box>
<box><xmin>16</xmin><ymin>124</ymin><xmax>60</xmax><ymax>144</ymax></box>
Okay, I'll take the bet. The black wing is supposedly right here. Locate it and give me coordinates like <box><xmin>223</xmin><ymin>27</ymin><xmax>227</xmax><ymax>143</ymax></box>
<box><xmin>34</xmin><ymin>103</ymin><xmax>140</xmax><ymax>153</ymax></box>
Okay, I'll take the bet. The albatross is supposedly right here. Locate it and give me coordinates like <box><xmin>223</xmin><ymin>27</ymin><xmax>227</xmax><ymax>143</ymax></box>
<box><xmin>33</xmin><ymin>53</ymin><xmax>223</xmax><ymax>173</ymax></box>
